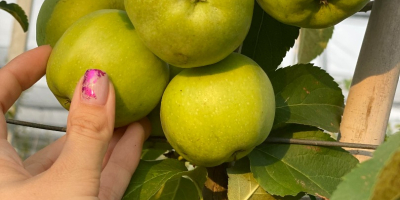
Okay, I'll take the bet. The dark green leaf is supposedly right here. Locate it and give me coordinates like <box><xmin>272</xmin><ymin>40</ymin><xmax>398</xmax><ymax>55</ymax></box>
<box><xmin>123</xmin><ymin>159</ymin><xmax>187</xmax><ymax>199</ymax></box>
<box><xmin>141</xmin><ymin>140</ymin><xmax>172</xmax><ymax>160</ymax></box>
<box><xmin>297</xmin><ymin>27</ymin><xmax>334</xmax><ymax>64</ymax></box>
<box><xmin>308</xmin><ymin>195</ymin><xmax>317</xmax><ymax>200</ymax></box>
<box><xmin>228</xmin><ymin>157</ymin><xmax>305</xmax><ymax>200</ymax></box>
<box><xmin>150</xmin><ymin>177</ymin><xmax>201</xmax><ymax>200</ymax></box>
<box><xmin>0</xmin><ymin>1</ymin><xmax>28</xmax><ymax>32</ymax></box>
<box><xmin>270</xmin><ymin>64</ymin><xmax>344</xmax><ymax>132</ymax></box>
<box><xmin>123</xmin><ymin>159</ymin><xmax>206</xmax><ymax>200</ymax></box>
<box><xmin>249</xmin><ymin>125</ymin><xmax>358</xmax><ymax>198</ymax></box>
<box><xmin>184</xmin><ymin>166</ymin><xmax>208</xmax><ymax>197</ymax></box>
<box><xmin>331</xmin><ymin>132</ymin><xmax>400</xmax><ymax>200</ymax></box>
<box><xmin>241</xmin><ymin>3</ymin><xmax>299</xmax><ymax>77</ymax></box>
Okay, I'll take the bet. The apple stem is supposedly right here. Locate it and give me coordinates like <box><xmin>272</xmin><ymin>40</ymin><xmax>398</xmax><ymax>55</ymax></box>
<box><xmin>202</xmin><ymin>163</ymin><xmax>229</xmax><ymax>200</ymax></box>
<box><xmin>320</xmin><ymin>0</ymin><xmax>328</xmax><ymax>5</ymax></box>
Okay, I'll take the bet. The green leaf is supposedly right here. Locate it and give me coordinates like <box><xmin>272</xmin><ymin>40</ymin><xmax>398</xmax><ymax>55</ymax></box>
<box><xmin>150</xmin><ymin>177</ymin><xmax>201</xmax><ymax>200</ymax></box>
<box><xmin>228</xmin><ymin>157</ymin><xmax>305</xmax><ymax>200</ymax></box>
<box><xmin>123</xmin><ymin>159</ymin><xmax>187</xmax><ymax>199</ymax></box>
<box><xmin>241</xmin><ymin>3</ymin><xmax>299</xmax><ymax>77</ymax></box>
<box><xmin>297</xmin><ymin>27</ymin><xmax>334</xmax><ymax>64</ymax></box>
<box><xmin>309</xmin><ymin>195</ymin><xmax>317</xmax><ymax>200</ymax></box>
<box><xmin>141</xmin><ymin>140</ymin><xmax>173</xmax><ymax>160</ymax></box>
<box><xmin>123</xmin><ymin>159</ymin><xmax>206</xmax><ymax>200</ymax></box>
<box><xmin>228</xmin><ymin>157</ymin><xmax>263</xmax><ymax>200</ymax></box>
<box><xmin>248</xmin><ymin>125</ymin><xmax>358</xmax><ymax>198</ymax></box>
<box><xmin>331</xmin><ymin>132</ymin><xmax>400</xmax><ymax>200</ymax></box>
<box><xmin>0</xmin><ymin>1</ymin><xmax>29</xmax><ymax>32</ymax></box>
<box><xmin>371</xmin><ymin>150</ymin><xmax>400</xmax><ymax>200</ymax></box>
<box><xmin>184</xmin><ymin>165</ymin><xmax>208</xmax><ymax>197</ymax></box>
<box><xmin>270</xmin><ymin>64</ymin><xmax>344</xmax><ymax>132</ymax></box>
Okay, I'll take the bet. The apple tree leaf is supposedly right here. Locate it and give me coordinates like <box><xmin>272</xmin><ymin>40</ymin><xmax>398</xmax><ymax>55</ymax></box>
<box><xmin>0</xmin><ymin>0</ymin><xmax>29</xmax><ymax>32</ymax></box>
<box><xmin>141</xmin><ymin>140</ymin><xmax>173</xmax><ymax>161</ymax></box>
<box><xmin>123</xmin><ymin>159</ymin><xmax>207</xmax><ymax>200</ymax></box>
<box><xmin>248</xmin><ymin>125</ymin><xmax>358</xmax><ymax>198</ymax></box>
<box><xmin>228</xmin><ymin>157</ymin><xmax>305</xmax><ymax>200</ymax></box>
<box><xmin>297</xmin><ymin>27</ymin><xmax>334</xmax><ymax>64</ymax></box>
<box><xmin>270</xmin><ymin>64</ymin><xmax>344</xmax><ymax>132</ymax></box>
<box><xmin>150</xmin><ymin>176</ymin><xmax>201</xmax><ymax>200</ymax></box>
<box><xmin>331</xmin><ymin>132</ymin><xmax>400</xmax><ymax>200</ymax></box>
<box><xmin>371</xmin><ymin>150</ymin><xmax>400</xmax><ymax>200</ymax></box>
<box><xmin>184</xmin><ymin>165</ymin><xmax>208</xmax><ymax>197</ymax></box>
<box><xmin>241</xmin><ymin>3</ymin><xmax>299</xmax><ymax>77</ymax></box>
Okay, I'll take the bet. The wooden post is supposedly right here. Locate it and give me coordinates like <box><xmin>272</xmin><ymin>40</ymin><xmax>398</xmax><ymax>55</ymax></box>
<box><xmin>339</xmin><ymin>0</ymin><xmax>400</xmax><ymax>162</ymax></box>
<box><xmin>6</xmin><ymin>0</ymin><xmax>33</xmax><ymax>143</ymax></box>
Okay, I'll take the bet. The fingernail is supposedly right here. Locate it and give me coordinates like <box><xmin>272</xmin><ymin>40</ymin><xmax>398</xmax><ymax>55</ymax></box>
<box><xmin>81</xmin><ymin>69</ymin><xmax>109</xmax><ymax>105</ymax></box>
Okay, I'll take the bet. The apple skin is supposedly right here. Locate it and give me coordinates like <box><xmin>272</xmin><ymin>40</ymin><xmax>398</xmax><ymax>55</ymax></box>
<box><xmin>160</xmin><ymin>53</ymin><xmax>275</xmax><ymax>167</ymax></box>
<box><xmin>36</xmin><ymin>0</ymin><xmax>124</xmax><ymax>47</ymax></box>
<box><xmin>124</xmin><ymin>0</ymin><xmax>254</xmax><ymax>68</ymax></box>
<box><xmin>46</xmin><ymin>10</ymin><xmax>169</xmax><ymax>128</ymax></box>
<box><xmin>257</xmin><ymin>0</ymin><xmax>369</xmax><ymax>28</ymax></box>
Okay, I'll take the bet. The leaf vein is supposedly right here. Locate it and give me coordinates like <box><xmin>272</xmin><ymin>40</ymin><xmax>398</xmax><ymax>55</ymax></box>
<box><xmin>255</xmin><ymin>148</ymin><xmax>331</xmax><ymax>196</ymax></box>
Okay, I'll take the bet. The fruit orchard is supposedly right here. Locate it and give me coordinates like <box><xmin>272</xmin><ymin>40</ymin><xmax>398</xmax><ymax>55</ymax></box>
<box><xmin>2</xmin><ymin>0</ymin><xmax>400</xmax><ymax>199</ymax></box>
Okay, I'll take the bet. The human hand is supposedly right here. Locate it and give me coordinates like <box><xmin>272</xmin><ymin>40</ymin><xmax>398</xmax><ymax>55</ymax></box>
<box><xmin>0</xmin><ymin>45</ymin><xmax>150</xmax><ymax>199</ymax></box>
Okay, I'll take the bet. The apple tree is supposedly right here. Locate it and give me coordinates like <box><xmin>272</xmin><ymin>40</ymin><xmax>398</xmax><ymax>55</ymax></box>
<box><xmin>3</xmin><ymin>0</ymin><xmax>400</xmax><ymax>199</ymax></box>
<box><xmin>121</xmin><ymin>1</ymin><xmax>400</xmax><ymax>199</ymax></box>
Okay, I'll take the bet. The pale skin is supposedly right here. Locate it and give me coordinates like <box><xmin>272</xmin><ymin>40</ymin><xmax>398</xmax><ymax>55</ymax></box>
<box><xmin>0</xmin><ymin>45</ymin><xmax>150</xmax><ymax>199</ymax></box>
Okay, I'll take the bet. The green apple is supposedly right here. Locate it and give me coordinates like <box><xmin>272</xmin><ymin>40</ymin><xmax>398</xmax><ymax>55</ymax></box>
<box><xmin>160</xmin><ymin>53</ymin><xmax>275</xmax><ymax>167</ymax></box>
<box><xmin>36</xmin><ymin>0</ymin><xmax>124</xmax><ymax>47</ymax></box>
<box><xmin>257</xmin><ymin>0</ymin><xmax>369</xmax><ymax>28</ymax></box>
<box><xmin>124</xmin><ymin>0</ymin><xmax>254</xmax><ymax>68</ymax></box>
<box><xmin>46</xmin><ymin>9</ymin><xmax>169</xmax><ymax>128</ymax></box>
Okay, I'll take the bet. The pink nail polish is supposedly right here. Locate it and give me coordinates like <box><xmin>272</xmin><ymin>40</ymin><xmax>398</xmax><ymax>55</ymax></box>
<box><xmin>81</xmin><ymin>69</ymin><xmax>109</xmax><ymax>105</ymax></box>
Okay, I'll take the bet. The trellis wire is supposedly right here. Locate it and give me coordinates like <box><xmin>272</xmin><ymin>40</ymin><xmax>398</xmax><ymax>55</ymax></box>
<box><xmin>6</xmin><ymin>118</ymin><xmax>378</xmax><ymax>150</ymax></box>
<box><xmin>6</xmin><ymin>118</ymin><xmax>67</xmax><ymax>132</ymax></box>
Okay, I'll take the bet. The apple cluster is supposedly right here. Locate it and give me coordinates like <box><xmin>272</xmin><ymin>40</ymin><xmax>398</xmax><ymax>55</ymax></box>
<box><xmin>37</xmin><ymin>0</ymin><xmax>370</xmax><ymax>167</ymax></box>
<box><xmin>37</xmin><ymin>0</ymin><xmax>275</xmax><ymax>167</ymax></box>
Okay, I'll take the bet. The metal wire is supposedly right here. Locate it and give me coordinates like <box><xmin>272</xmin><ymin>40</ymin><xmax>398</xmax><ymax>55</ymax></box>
<box><xmin>5</xmin><ymin>118</ymin><xmax>378</xmax><ymax>149</ymax></box>
<box><xmin>265</xmin><ymin>138</ymin><xmax>378</xmax><ymax>150</ymax></box>
<box><xmin>6</xmin><ymin>118</ymin><xmax>67</xmax><ymax>132</ymax></box>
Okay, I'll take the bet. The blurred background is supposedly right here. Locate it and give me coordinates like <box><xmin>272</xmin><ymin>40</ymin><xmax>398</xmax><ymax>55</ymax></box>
<box><xmin>1</xmin><ymin>0</ymin><xmax>67</xmax><ymax>159</ymax></box>
<box><xmin>1</xmin><ymin>0</ymin><xmax>399</xmax><ymax>159</ymax></box>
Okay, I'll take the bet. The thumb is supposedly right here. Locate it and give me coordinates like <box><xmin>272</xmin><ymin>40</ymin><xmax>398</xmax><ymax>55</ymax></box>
<box><xmin>50</xmin><ymin>69</ymin><xmax>115</xmax><ymax>182</ymax></box>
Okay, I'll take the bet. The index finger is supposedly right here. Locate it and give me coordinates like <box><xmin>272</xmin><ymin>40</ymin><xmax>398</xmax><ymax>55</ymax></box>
<box><xmin>0</xmin><ymin>45</ymin><xmax>52</xmax><ymax>114</ymax></box>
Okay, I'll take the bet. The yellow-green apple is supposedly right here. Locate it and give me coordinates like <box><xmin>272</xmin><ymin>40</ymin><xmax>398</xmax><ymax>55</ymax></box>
<box><xmin>36</xmin><ymin>0</ymin><xmax>124</xmax><ymax>46</ymax></box>
<box><xmin>124</xmin><ymin>0</ymin><xmax>254</xmax><ymax>68</ymax></box>
<box><xmin>46</xmin><ymin>9</ymin><xmax>169</xmax><ymax>127</ymax></box>
<box><xmin>160</xmin><ymin>53</ymin><xmax>275</xmax><ymax>167</ymax></box>
<box><xmin>257</xmin><ymin>0</ymin><xmax>369</xmax><ymax>28</ymax></box>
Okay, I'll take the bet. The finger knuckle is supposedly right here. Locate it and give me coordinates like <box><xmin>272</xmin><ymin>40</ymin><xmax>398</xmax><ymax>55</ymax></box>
<box><xmin>68</xmin><ymin>113</ymin><xmax>109</xmax><ymax>141</ymax></box>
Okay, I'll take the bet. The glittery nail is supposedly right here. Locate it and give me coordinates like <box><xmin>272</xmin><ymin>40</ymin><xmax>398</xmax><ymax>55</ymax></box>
<box><xmin>81</xmin><ymin>69</ymin><xmax>109</xmax><ymax>105</ymax></box>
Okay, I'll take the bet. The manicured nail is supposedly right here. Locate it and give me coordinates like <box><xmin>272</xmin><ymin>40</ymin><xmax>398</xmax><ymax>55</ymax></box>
<box><xmin>81</xmin><ymin>69</ymin><xmax>109</xmax><ymax>105</ymax></box>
